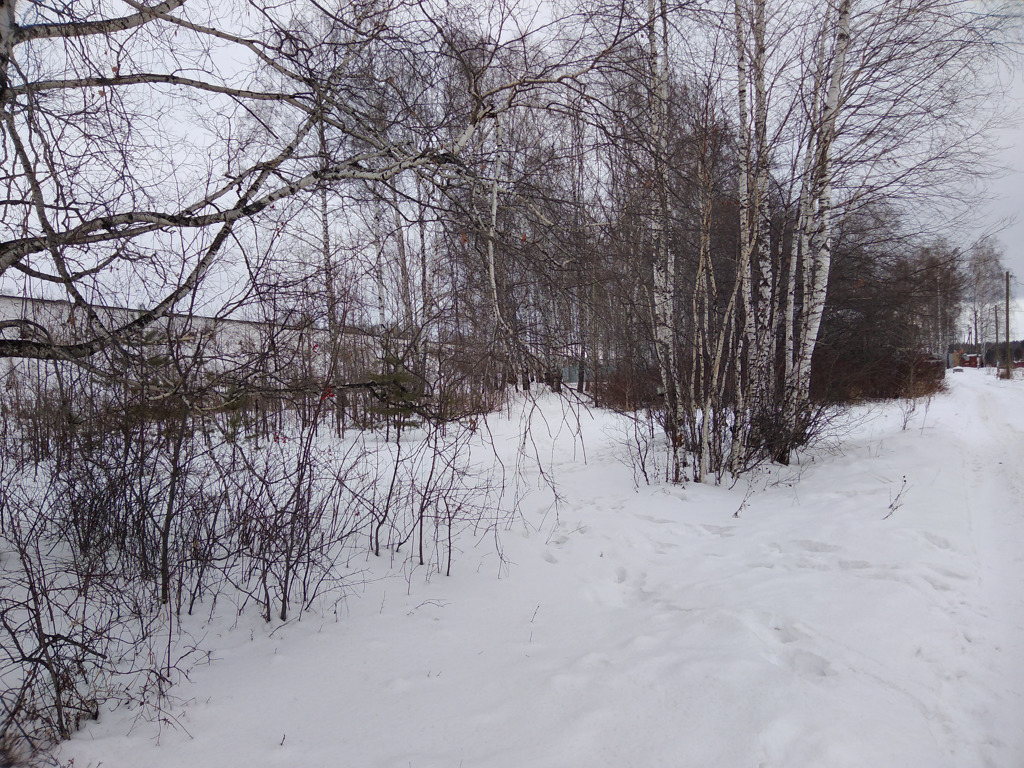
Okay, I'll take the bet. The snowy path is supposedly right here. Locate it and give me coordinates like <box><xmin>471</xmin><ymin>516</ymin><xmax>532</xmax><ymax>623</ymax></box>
<box><xmin>61</xmin><ymin>371</ymin><xmax>1024</xmax><ymax>767</ymax></box>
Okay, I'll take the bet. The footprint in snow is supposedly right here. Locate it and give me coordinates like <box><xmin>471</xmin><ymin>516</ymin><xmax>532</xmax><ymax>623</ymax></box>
<box><xmin>576</xmin><ymin>651</ymin><xmax>611</xmax><ymax>669</ymax></box>
<box><xmin>920</xmin><ymin>574</ymin><xmax>953</xmax><ymax>592</ymax></box>
<box><xmin>838</xmin><ymin>559</ymin><xmax>871</xmax><ymax>571</ymax></box>
<box><xmin>772</xmin><ymin>622</ymin><xmax>810</xmax><ymax>645</ymax></box>
<box><xmin>792</xmin><ymin>539</ymin><xmax>841</xmax><ymax>553</ymax></box>
<box><xmin>920</xmin><ymin>532</ymin><xmax>953</xmax><ymax>550</ymax></box>
<box><xmin>626</xmin><ymin>634</ymin><xmax>660</xmax><ymax>652</ymax></box>
<box><xmin>788</xmin><ymin>649</ymin><xmax>835</xmax><ymax>678</ymax></box>
<box><xmin>637</xmin><ymin>514</ymin><xmax>675</xmax><ymax>525</ymax></box>
<box><xmin>926</xmin><ymin>563</ymin><xmax>970</xmax><ymax>581</ymax></box>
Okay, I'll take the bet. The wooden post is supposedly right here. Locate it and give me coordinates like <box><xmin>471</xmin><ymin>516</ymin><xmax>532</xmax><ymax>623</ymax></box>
<box><xmin>1006</xmin><ymin>271</ymin><xmax>1012</xmax><ymax>379</ymax></box>
<box><xmin>995</xmin><ymin>305</ymin><xmax>1000</xmax><ymax>370</ymax></box>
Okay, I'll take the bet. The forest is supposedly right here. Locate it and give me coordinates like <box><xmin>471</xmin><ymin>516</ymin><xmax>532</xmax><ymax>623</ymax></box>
<box><xmin>0</xmin><ymin>0</ymin><xmax>1017</xmax><ymax>757</ymax></box>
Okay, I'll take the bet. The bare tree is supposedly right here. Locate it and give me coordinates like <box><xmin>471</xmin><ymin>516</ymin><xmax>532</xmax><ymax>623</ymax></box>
<box><xmin>0</xmin><ymin>0</ymin><xmax>607</xmax><ymax>366</ymax></box>
<box><xmin>960</xmin><ymin>239</ymin><xmax>1006</xmax><ymax>350</ymax></box>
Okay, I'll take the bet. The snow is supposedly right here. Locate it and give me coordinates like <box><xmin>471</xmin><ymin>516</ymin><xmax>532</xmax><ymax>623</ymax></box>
<box><xmin>58</xmin><ymin>369</ymin><xmax>1024</xmax><ymax>767</ymax></box>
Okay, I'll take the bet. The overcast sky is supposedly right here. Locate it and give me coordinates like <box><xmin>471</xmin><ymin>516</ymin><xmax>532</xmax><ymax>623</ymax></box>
<box><xmin>984</xmin><ymin>52</ymin><xmax>1024</xmax><ymax>289</ymax></box>
<box><xmin>971</xmin><ymin>43</ymin><xmax>1024</xmax><ymax>337</ymax></box>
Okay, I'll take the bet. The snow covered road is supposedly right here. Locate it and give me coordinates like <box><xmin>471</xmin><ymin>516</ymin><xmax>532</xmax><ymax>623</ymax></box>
<box><xmin>61</xmin><ymin>370</ymin><xmax>1024</xmax><ymax>767</ymax></box>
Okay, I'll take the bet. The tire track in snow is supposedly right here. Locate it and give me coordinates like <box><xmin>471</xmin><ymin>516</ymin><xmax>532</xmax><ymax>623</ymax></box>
<box><xmin>938</xmin><ymin>372</ymin><xmax>1024</xmax><ymax>762</ymax></box>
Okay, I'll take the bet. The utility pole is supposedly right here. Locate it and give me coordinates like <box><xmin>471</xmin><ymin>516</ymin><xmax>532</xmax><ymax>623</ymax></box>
<box><xmin>1005</xmin><ymin>270</ymin><xmax>1012</xmax><ymax>379</ymax></box>
<box><xmin>995</xmin><ymin>304</ymin><xmax>999</xmax><ymax>369</ymax></box>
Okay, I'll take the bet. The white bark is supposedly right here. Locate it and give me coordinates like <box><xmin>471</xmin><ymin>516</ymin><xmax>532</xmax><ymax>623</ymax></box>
<box><xmin>485</xmin><ymin>116</ymin><xmax>520</xmax><ymax>382</ymax></box>
<box><xmin>9</xmin><ymin>0</ymin><xmax>186</xmax><ymax>44</ymax></box>
<box><xmin>751</xmin><ymin>0</ymin><xmax>775</xmax><ymax>414</ymax></box>
<box><xmin>792</xmin><ymin>0</ymin><xmax>852</xmax><ymax>409</ymax></box>
<box><xmin>693</xmin><ymin>156</ymin><xmax>715</xmax><ymax>483</ymax></box>
<box><xmin>648</xmin><ymin>0</ymin><xmax>681</xmax><ymax>482</ymax></box>
<box><xmin>391</xmin><ymin>183</ymin><xmax>416</xmax><ymax>335</ymax></box>
<box><xmin>735</xmin><ymin>0</ymin><xmax>775</xmax><ymax>455</ymax></box>
<box><xmin>733</xmin><ymin>0</ymin><xmax>755</xmax><ymax>465</ymax></box>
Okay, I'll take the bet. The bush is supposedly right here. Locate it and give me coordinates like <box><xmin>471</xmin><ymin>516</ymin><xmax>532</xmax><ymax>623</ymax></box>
<box><xmin>811</xmin><ymin>347</ymin><xmax>945</xmax><ymax>402</ymax></box>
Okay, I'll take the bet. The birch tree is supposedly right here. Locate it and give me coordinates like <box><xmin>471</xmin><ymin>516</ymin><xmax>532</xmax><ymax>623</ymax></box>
<box><xmin>732</xmin><ymin>0</ymin><xmax>775</xmax><ymax>462</ymax></box>
<box><xmin>961</xmin><ymin>241</ymin><xmax>1006</xmax><ymax>350</ymax></box>
<box><xmin>783</xmin><ymin>0</ymin><xmax>853</xmax><ymax>446</ymax></box>
<box><xmin>674</xmin><ymin>0</ymin><xmax>1004</xmax><ymax>470</ymax></box>
<box><xmin>775</xmin><ymin>0</ymin><xmax>1004</xmax><ymax>453</ymax></box>
<box><xmin>645</xmin><ymin>0</ymin><xmax>686</xmax><ymax>481</ymax></box>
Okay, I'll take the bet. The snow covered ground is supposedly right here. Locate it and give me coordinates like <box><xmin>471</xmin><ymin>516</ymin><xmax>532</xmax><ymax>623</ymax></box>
<box><xmin>59</xmin><ymin>369</ymin><xmax>1024</xmax><ymax>767</ymax></box>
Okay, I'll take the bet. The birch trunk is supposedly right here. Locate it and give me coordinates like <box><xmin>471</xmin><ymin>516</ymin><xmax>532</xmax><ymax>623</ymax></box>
<box><xmin>390</xmin><ymin>182</ymin><xmax>417</xmax><ymax>349</ymax></box>
<box><xmin>690</xmin><ymin>144</ymin><xmax>719</xmax><ymax>483</ymax></box>
<box><xmin>485</xmin><ymin>116</ymin><xmax>519</xmax><ymax>385</ymax></box>
<box><xmin>0</xmin><ymin>0</ymin><xmax>15</xmax><ymax>98</ymax></box>
<box><xmin>733</xmin><ymin>0</ymin><xmax>755</xmax><ymax>466</ymax></box>
<box><xmin>792</xmin><ymin>0</ymin><xmax>852</xmax><ymax>412</ymax></box>
<box><xmin>416</xmin><ymin>174</ymin><xmax>432</xmax><ymax>382</ymax></box>
<box><xmin>643</xmin><ymin>0</ymin><xmax>684</xmax><ymax>481</ymax></box>
<box><xmin>751</xmin><ymin>0</ymin><xmax>776</xmax><ymax>418</ymax></box>
<box><xmin>784</xmin><ymin>17</ymin><xmax>826</xmax><ymax>399</ymax></box>
<box><xmin>373</xmin><ymin>196</ymin><xmax>388</xmax><ymax>330</ymax></box>
<box><xmin>735</xmin><ymin>0</ymin><xmax>777</xmax><ymax>460</ymax></box>
<box><xmin>648</xmin><ymin>0</ymin><xmax>681</xmax><ymax>482</ymax></box>
<box><xmin>783</xmin><ymin>144</ymin><xmax>812</xmax><ymax>389</ymax></box>
<box><xmin>318</xmin><ymin>119</ymin><xmax>346</xmax><ymax>435</ymax></box>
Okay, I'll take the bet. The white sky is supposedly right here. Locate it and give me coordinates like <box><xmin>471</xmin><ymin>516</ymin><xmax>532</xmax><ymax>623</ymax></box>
<box><xmin>974</xmin><ymin>40</ymin><xmax>1024</xmax><ymax>336</ymax></box>
<box><xmin>983</xmin><ymin>54</ymin><xmax>1024</xmax><ymax>291</ymax></box>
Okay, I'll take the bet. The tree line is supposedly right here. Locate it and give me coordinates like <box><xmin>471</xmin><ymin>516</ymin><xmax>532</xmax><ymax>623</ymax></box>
<box><xmin>0</xmin><ymin>0</ymin><xmax>1011</xmax><ymax>471</ymax></box>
